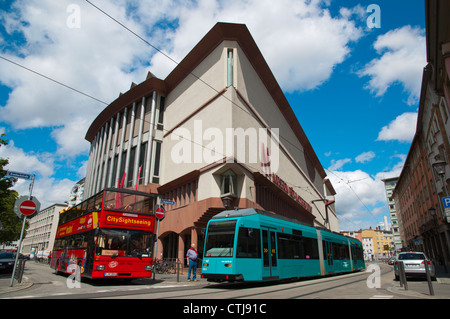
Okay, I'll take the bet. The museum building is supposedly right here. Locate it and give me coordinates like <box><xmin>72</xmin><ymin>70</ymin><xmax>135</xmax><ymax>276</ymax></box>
<box><xmin>83</xmin><ymin>22</ymin><xmax>337</xmax><ymax>263</ymax></box>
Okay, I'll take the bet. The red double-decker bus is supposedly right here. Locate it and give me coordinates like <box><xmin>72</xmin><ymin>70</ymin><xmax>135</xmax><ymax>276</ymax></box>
<box><xmin>50</xmin><ymin>188</ymin><xmax>157</xmax><ymax>279</ymax></box>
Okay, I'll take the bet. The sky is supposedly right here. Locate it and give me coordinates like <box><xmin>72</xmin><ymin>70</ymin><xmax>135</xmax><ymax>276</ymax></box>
<box><xmin>0</xmin><ymin>0</ymin><xmax>426</xmax><ymax>231</ymax></box>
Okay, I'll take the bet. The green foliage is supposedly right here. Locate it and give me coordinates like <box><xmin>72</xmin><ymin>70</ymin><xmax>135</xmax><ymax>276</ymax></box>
<box><xmin>0</xmin><ymin>134</ymin><xmax>22</xmax><ymax>245</ymax></box>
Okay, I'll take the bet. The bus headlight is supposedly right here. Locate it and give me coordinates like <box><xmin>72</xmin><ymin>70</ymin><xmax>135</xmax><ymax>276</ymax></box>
<box><xmin>145</xmin><ymin>265</ymin><xmax>152</xmax><ymax>271</ymax></box>
<box><xmin>96</xmin><ymin>264</ymin><xmax>105</xmax><ymax>271</ymax></box>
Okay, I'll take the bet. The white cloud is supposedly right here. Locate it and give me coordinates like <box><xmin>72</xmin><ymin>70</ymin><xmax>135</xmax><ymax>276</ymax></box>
<box><xmin>329</xmin><ymin>158</ymin><xmax>351</xmax><ymax>171</ymax></box>
<box><xmin>0</xmin><ymin>140</ymin><xmax>54</xmax><ymax>177</ymax></box>
<box><xmin>328</xmin><ymin>152</ymin><xmax>406</xmax><ymax>230</ymax></box>
<box><xmin>377</xmin><ymin>112</ymin><xmax>417</xmax><ymax>142</ymax></box>
<box><xmin>359</xmin><ymin>25</ymin><xmax>426</xmax><ymax>105</ymax></box>
<box><xmin>0</xmin><ymin>0</ymin><xmax>364</xmax><ymax>159</ymax></box>
<box><xmin>355</xmin><ymin>151</ymin><xmax>375</xmax><ymax>163</ymax></box>
<box><xmin>0</xmin><ymin>139</ymin><xmax>75</xmax><ymax>208</ymax></box>
<box><xmin>143</xmin><ymin>0</ymin><xmax>364</xmax><ymax>91</ymax></box>
<box><xmin>0</xmin><ymin>0</ymin><xmax>150</xmax><ymax>155</ymax></box>
<box><xmin>328</xmin><ymin>169</ymin><xmax>386</xmax><ymax>230</ymax></box>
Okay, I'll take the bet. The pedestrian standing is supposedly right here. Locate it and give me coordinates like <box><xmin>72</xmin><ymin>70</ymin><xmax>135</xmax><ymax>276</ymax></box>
<box><xmin>186</xmin><ymin>243</ymin><xmax>198</xmax><ymax>281</ymax></box>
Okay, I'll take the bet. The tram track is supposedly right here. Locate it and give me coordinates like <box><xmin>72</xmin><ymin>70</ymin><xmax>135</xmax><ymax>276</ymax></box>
<box><xmin>85</xmin><ymin>263</ymin><xmax>393</xmax><ymax>299</ymax></box>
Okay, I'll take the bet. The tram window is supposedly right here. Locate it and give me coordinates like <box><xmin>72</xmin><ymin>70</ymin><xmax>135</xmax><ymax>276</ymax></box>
<box><xmin>278</xmin><ymin>235</ymin><xmax>319</xmax><ymax>259</ymax></box>
<box><xmin>303</xmin><ymin>237</ymin><xmax>319</xmax><ymax>259</ymax></box>
<box><xmin>278</xmin><ymin>234</ymin><xmax>302</xmax><ymax>259</ymax></box>
<box><xmin>237</xmin><ymin>227</ymin><xmax>261</xmax><ymax>258</ymax></box>
<box><xmin>333</xmin><ymin>243</ymin><xmax>350</xmax><ymax>260</ymax></box>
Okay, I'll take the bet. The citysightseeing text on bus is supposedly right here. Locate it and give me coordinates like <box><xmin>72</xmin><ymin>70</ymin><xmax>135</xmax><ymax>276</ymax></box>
<box><xmin>105</xmin><ymin>214</ymin><xmax>152</xmax><ymax>228</ymax></box>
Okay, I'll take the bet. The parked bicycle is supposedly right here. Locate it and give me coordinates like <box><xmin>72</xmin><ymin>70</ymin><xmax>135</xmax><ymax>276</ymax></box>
<box><xmin>153</xmin><ymin>259</ymin><xmax>177</xmax><ymax>274</ymax></box>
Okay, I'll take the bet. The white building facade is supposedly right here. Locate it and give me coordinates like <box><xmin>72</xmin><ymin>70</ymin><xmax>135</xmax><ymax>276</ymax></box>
<box><xmin>83</xmin><ymin>23</ymin><xmax>338</xmax><ymax>262</ymax></box>
<box><xmin>22</xmin><ymin>203</ymin><xmax>66</xmax><ymax>255</ymax></box>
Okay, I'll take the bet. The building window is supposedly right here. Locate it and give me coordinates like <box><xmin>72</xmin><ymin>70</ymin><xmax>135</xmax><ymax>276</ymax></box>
<box><xmin>220</xmin><ymin>170</ymin><xmax>237</xmax><ymax>197</ymax></box>
<box><xmin>152</xmin><ymin>142</ymin><xmax>162</xmax><ymax>184</ymax></box>
<box><xmin>227</xmin><ymin>48</ymin><xmax>233</xmax><ymax>87</ymax></box>
<box><xmin>157</xmin><ymin>96</ymin><xmax>165</xmax><ymax>131</ymax></box>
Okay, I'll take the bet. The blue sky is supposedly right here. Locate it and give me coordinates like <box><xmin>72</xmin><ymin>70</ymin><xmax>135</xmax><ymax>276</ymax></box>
<box><xmin>0</xmin><ymin>0</ymin><xmax>426</xmax><ymax>231</ymax></box>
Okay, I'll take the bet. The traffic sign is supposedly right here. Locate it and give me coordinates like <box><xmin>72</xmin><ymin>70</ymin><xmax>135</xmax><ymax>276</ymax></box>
<box><xmin>161</xmin><ymin>199</ymin><xmax>175</xmax><ymax>205</ymax></box>
<box><xmin>155</xmin><ymin>206</ymin><xmax>165</xmax><ymax>220</ymax></box>
<box><xmin>6</xmin><ymin>171</ymin><xmax>34</xmax><ymax>180</ymax></box>
<box><xmin>14</xmin><ymin>196</ymin><xmax>41</xmax><ymax>218</ymax></box>
<box><xmin>19</xmin><ymin>200</ymin><xmax>37</xmax><ymax>216</ymax></box>
<box><xmin>442</xmin><ymin>196</ymin><xmax>450</xmax><ymax>223</ymax></box>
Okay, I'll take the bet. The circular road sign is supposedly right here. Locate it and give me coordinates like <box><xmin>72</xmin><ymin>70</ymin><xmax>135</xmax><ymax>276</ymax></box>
<box><xmin>19</xmin><ymin>200</ymin><xmax>37</xmax><ymax>216</ymax></box>
<box><xmin>14</xmin><ymin>196</ymin><xmax>41</xmax><ymax>218</ymax></box>
<box><xmin>155</xmin><ymin>206</ymin><xmax>165</xmax><ymax>220</ymax></box>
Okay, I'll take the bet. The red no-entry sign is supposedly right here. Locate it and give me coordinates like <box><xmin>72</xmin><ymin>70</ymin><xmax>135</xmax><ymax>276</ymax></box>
<box><xmin>14</xmin><ymin>196</ymin><xmax>41</xmax><ymax>218</ymax></box>
<box><xmin>155</xmin><ymin>207</ymin><xmax>165</xmax><ymax>220</ymax></box>
<box><xmin>19</xmin><ymin>200</ymin><xmax>37</xmax><ymax>216</ymax></box>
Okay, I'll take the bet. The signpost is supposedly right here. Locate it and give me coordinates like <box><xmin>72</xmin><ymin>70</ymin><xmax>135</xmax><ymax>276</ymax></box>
<box><xmin>9</xmin><ymin>172</ymin><xmax>37</xmax><ymax>287</ymax></box>
<box><xmin>152</xmin><ymin>204</ymin><xmax>165</xmax><ymax>280</ymax></box>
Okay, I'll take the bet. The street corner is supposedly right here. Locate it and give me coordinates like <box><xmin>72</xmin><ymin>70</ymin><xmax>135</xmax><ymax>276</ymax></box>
<box><xmin>0</xmin><ymin>275</ymin><xmax>33</xmax><ymax>296</ymax></box>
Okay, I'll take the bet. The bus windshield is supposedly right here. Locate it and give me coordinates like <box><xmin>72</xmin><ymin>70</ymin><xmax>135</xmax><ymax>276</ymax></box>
<box><xmin>204</xmin><ymin>220</ymin><xmax>237</xmax><ymax>257</ymax></box>
<box><xmin>96</xmin><ymin>229</ymin><xmax>153</xmax><ymax>258</ymax></box>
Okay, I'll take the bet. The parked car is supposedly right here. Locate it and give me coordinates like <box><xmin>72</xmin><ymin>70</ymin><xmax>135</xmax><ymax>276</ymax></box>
<box><xmin>388</xmin><ymin>257</ymin><xmax>395</xmax><ymax>265</ymax></box>
<box><xmin>394</xmin><ymin>252</ymin><xmax>436</xmax><ymax>281</ymax></box>
<box><xmin>0</xmin><ymin>252</ymin><xmax>16</xmax><ymax>273</ymax></box>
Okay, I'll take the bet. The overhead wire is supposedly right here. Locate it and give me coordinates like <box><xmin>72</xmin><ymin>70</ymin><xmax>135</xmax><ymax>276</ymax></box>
<box><xmin>0</xmin><ymin>55</ymin><xmax>108</xmax><ymax>106</ymax></box>
<box><xmin>0</xmin><ymin>1</ymin><xmax>381</xmax><ymax>228</ymax></box>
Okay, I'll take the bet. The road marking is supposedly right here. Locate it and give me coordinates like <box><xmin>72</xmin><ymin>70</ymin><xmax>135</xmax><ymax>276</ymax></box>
<box><xmin>370</xmin><ymin>295</ymin><xmax>394</xmax><ymax>299</ymax></box>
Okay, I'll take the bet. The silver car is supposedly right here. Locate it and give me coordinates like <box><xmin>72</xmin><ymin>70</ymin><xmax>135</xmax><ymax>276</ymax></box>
<box><xmin>394</xmin><ymin>252</ymin><xmax>436</xmax><ymax>281</ymax></box>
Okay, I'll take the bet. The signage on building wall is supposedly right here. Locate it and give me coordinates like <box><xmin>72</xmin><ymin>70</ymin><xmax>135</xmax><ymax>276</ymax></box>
<box><xmin>260</xmin><ymin>143</ymin><xmax>312</xmax><ymax>214</ymax></box>
<box><xmin>442</xmin><ymin>196</ymin><xmax>450</xmax><ymax>223</ymax></box>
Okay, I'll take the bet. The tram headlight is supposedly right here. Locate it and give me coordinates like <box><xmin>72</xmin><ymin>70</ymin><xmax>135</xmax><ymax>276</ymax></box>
<box><xmin>203</xmin><ymin>263</ymin><xmax>209</xmax><ymax>267</ymax></box>
<box><xmin>145</xmin><ymin>265</ymin><xmax>152</xmax><ymax>271</ymax></box>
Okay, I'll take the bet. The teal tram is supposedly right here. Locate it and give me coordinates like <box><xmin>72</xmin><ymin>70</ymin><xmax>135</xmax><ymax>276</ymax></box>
<box><xmin>201</xmin><ymin>208</ymin><xmax>365</xmax><ymax>282</ymax></box>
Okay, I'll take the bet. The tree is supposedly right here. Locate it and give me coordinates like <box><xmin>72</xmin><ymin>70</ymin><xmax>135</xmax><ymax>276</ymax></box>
<box><xmin>0</xmin><ymin>134</ymin><xmax>21</xmax><ymax>245</ymax></box>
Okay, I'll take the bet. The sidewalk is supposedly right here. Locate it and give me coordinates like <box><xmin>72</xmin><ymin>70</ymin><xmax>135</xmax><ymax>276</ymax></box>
<box><xmin>0</xmin><ymin>265</ymin><xmax>207</xmax><ymax>296</ymax></box>
<box><xmin>0</xmin><ymin>274</ymin><xmax>33</xmax><ymax>295</ymax></box>
<box><xmin>388</xmin><ymin>265</ymin><xmax>450</xmax><ymax>299</ymax></box>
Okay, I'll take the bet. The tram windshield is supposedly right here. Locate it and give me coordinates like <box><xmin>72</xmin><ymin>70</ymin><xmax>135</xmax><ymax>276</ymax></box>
<box><xmin>204</xmin><ymin>220</ymin><xmax>237</xmax><ymax>257</ymax></box>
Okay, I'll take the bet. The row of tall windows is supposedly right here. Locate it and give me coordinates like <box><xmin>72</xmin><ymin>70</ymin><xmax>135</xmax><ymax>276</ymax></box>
<box><xmin>87</xmin><ymin>94</ymin><xmax>165</xmax><ymax>195</ymax></box>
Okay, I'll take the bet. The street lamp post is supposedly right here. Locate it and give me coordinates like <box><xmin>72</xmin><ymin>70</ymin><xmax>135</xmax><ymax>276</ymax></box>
<box><xmin>432</xmin><ymin>160</ymin><xmax>448</xmax><ymax>195</ymax></box>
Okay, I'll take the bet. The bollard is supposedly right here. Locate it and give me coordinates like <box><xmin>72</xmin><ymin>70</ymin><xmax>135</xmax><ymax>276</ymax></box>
<box><xmin>14</xmin><ymin>259</ymin><xmax>26</xmax><ymax>284</ymax></box>
<box><xmin>398</xmin><ymin>261</ymin><xmax>408</xmax><ymax>290</ymax></box>
<box><xmin>424</xmin><ymin>260</ymin><xmax>435</xmax><ymax>296</ymax></box>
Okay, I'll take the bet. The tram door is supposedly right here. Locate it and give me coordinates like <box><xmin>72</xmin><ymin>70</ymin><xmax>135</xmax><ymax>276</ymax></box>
<box><xmin>323</xmin><ymin>240</ymin><xmax>334</xmax><ymax>274</ymax></box>
<box><xmin>262</xmin><ymin>228</ymin><xmax>278</xmax><ymax>280</ymax></box>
